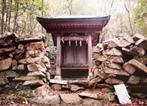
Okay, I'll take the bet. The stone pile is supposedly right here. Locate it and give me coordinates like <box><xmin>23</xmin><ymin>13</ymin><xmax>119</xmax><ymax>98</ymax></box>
<box><xmin>92</xmin><ymin>33</ymin><xmax>147</xmax><ymax>98</ymax></box>
<box><xmin>0</xmin><ymin>32</ymin><xmax>51</xmax><ymax>88</ymax></box>
<box><xmin>43</xmin><ymin>33</ymin><xmax>147</xmax><ymax>102</ymax></box>
<box><xmin>0</xmin><ymin>32</ymin><xmax>147</xmax><ymax>105</ymax></box>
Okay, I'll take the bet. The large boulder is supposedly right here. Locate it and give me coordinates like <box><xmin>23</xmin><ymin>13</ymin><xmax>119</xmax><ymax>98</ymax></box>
<box><xmin>29</xmin><ymin>94</ymin><xmax>60</xmax><ymax>105</ymax></box>
<box><xmin>35</xmin><ymin>84</ymin><xmax>51</xmax><ymax>97</ymax></box>
<box><xmin>60</xmin><ymin>93</ymin><xmax>82</xmax><ymax>104</ymax></box>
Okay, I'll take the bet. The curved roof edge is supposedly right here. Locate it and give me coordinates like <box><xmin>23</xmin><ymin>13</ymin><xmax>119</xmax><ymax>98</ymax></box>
<box><xmin>37</xmin><ymin>15</ymin><xmax>110</xmax><ymax>33</ymax></box>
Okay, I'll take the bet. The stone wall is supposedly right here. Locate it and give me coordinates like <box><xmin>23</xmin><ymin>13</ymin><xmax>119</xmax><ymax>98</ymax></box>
<box><xmin>0</xmin><ymin>32</ymin><xmax>51</xmax><ymax>89</ymax></box>
<box><xmin>92</xmin><ymin>33</ymin><xmax>147</xmax><ymax>98</ymax></box>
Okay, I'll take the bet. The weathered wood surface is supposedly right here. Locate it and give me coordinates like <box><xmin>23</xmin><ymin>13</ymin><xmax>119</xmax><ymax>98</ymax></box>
<box><xmin>62</xmin><ymin>41</ymin><xmax>88</xmax><ymax>66</ymax></box>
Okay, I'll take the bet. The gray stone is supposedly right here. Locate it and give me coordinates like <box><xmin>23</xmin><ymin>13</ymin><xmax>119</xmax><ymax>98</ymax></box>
<box><xmin>127</xmin><ymin>75</ymin><xmax>140</xmax><ymax>85</ymax></box>
<box><xmin>12</xmin><ymin>59</ymin><xmax>17</xmax><ymax>70</ymax></box>
<box><xmin>27</xmin><ymin>71</ymin><xmax>46</xmax><ymax>77</ymax></box>
<box><xmin>25</xmin><ymin>42</ymin><xmax>44</xmax><ymax>51</ymax></box>
<box><xmin>51</xmin><ymin>84</ymin><xmax>62</xmax><ymax>91</ymax></box>
<box><xmin>27</xmin><ymin>63</ymin><xmax>38</xmax><ymax>72</ymax></box>
<box><xmin>0</xmin><ymin>70</ymin><xmax>18</xmax><ymax>85</ymax></box>
<box><xmin>79</xmin><ymin>90</ymin><xmax>115</xmax><ymax>101</ymax></box>
<box><xmin>82</xmin><ymin>99</ymin><xmax>109</xmax><ymax>106</ymax></box>
<box><xmin>70</xmin><ymin>84</ymin><xmax>84</xmax><ymax>92</ymax></box>
<box><xmin>17</xmin><ymin>64</ymin><xmax>25</xmax><ymax>70</ymax></box>
<box><xmin>103</xmin><ymin>48</ymin><xmax>122</xmax><ymax>56</ymax></box>
<box><xmin>0</xmin><ymin>78</ymin><xmax>7</xmax><ymax>85</ymax></box>
<box><xmin>131</xmin><ymin>93</ymin><xmax>147</xmax><ymax>99</ymax></box>
<box><xmin>128</xmin><ymin>59</ymin><xmax>147</xmax><ymax>73</ymax></box>
<box><xmin>19</xmin><ymin>56</ymin><xmax>43</xmax><ymax>64</ymax></box>
<box><xmin>5</xmin><ymin>70</ymin><xmax>18</xmax><ymax>78</ymax></box>
<box><xmin>23</xmin><ymin>80</ymin><xmax>44</xmax><ymax>86</ymax></box>
<box><xmin>29</xmin><ymin>94</ymin><xmax>60</xmax><ymax>105</ymax></box>
<box><xmin>35</xmin><ymin>84</ymin><xmax>51</xmax><ymax>97</ymax></box>
<box><xmin>14</xmin><ymin>76</ymin><xmax>39</xmax><ymax>81</ymax></box>
<box><xmin>60</xmin><ymin>93</ymin><xmax>82</xmax><ymax>104</ymax></box>
<box><xmin>27</xmin><ymin>63</ymin><xmax>46</xmax><ymax>72</ymax></box>
<box><xmin>42</xmin><ymin>56</ymin><xmax>50</xmax><ymax>63</ymax></box>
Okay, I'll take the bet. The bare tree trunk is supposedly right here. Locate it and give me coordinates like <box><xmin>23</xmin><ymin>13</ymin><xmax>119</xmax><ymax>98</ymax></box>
<box><xmin>1</xmin><ymin>0</ymin><xmax>6</xmax><ymax>34</ymax></box>
<box><xmin>67</xmin><ymin>0</ymin><xmax>72</xmax><ymax>15</ymax></box>
<box><xmin>4</xmin><ymin>0</ymin><xmax>9</xmax><ymax>32</ymax></box>
<box><xmin>41</xmin><ymin>0</ymin><xmax>44</xmax><ymax>32</ymax></box>
<box><xmin>13</xmin><ymin>0</ymin><xmax>19</xmax><ymax>32</ymax></box>
<box><xmin>8</xmin><ymin>0</ymin><xmax>12</xmax><ymax>32</ymax></box>
<box><xmin>108</xmin><ymin>0</ymin><xmax>114</xmax><ymax>15</ymax></box>
<box><xmin>124</xmin><ymin>2</ymin><xmax>134</xmax><ymax>35</ymax></box>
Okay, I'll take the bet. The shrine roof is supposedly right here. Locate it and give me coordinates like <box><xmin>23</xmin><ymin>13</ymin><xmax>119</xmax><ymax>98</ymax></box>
<box><xmin>37</xmin><ymin>15</ymin><xmax>110</xmax><ymax>33</ymax></box>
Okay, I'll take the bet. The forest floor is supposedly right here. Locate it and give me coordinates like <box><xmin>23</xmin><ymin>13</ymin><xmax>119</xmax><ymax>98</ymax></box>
<box><xmin>0</xmin><ymin>88</ymin><xmax>147</xmax><ymax>106</ymax></box>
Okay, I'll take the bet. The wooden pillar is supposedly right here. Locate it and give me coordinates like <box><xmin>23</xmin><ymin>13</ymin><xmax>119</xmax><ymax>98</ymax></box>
<box><xmin>55</xmin><ymin>35</ymin><xmax>61</xmax><ymax>79</ymax></box>
<box><xmin>87</xmin><ymin>33</ymin><xmax>93</xmax><ymax>79</ymax></box>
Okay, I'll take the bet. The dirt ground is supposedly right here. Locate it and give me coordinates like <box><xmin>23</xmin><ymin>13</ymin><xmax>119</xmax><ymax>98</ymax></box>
<box><xmin>0</xmin><ymin>91</ymin><xmax>147</xmax><ymax>106</ymax></box>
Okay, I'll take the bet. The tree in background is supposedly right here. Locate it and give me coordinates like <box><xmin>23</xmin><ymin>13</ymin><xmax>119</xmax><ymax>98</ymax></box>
<box><xmin>0</xmin><ymin>0</ymin><xmax>139</xmax><ymax>38</ymax></box>
<box><xmin>134</xmin><ymin>0</ymin><xmax>147</xmax><ymax>36</ymax></box>
<box><xmin>0</xmin><ymin>0</ymin><xmax>49</xmax><ymax>35</ymax></box>
<box><xmin>66</xmin><ymin>0</ymin><xmax>73</xmax><ymax>15</ymax></box>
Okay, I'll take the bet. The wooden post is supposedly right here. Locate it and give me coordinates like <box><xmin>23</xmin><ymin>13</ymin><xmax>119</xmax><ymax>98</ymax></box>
<box><xmin>55</xmin><ymin>35</ymin><xmax>61</xmax><ymax>79</ymax></box>
<box><xmin>87</xmin><ymin>33</ymin><xmax>93</xmax><ymax>79</ymax></box>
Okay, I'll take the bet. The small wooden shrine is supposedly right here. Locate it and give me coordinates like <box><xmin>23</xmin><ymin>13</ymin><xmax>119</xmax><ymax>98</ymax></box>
<box><xmin>37</xmin><ymin>16</ymin><xmax>110</xmax><ymax>79</ymax></box>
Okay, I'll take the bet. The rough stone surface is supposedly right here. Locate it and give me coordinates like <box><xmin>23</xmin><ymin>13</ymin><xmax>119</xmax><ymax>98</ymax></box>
<box><xmin>0</xmin><ymin>58</ymin><xmax>12</xmax><ymax>71</ymax></box>
<box><xmin>105</xmin><ymin>78</ymin><xmax>124</xmax><ymax>85</ymax></box>
<box><xmin>14</xmin><ymin>76</ymin><xmax>39</xmax><ymax>81</ymax></box>
<box><xmin>79</xmin><ymin>90</ymin><xmax>115</xmax><ymax>101</ymax></box>
<box><xmin>27</xmin><ymin>71</ymin><xmax>46</xmax><ymax>77</ymax></box>
<box><xmin>60</xmin><ymin>93</ymin><xmax>82</xmax><ymax>104</ymax></box>
<box><xmin>29</xmin><ymin>94</ymin><xmax>60</xmax><ymax>105</ymax></box>
<box><xmin>108</xmin><ymin>62</ymin><xmax>121</xmax><ymax>70</ymax></box>
<box><xmin>93</xmin><ymin>54</ymin><xmax>107</xmax><ymax>62</ymax></box>
<box><xmin>17</xmin><ymin>64</ymin><xmax>25</xmax><ymax>70</ymax></box>
<box><xmin>103</xmin><ymin>48</ymin><xmax>122</xmax><ymax>56</ymax></box>
<box><xmin>0</xmin><ymin>78</ymin><xmax>7</xmax><ymax>85</ymax></box>
<box><xmin>123</xmin><ymin>63</ymin><xmax>136</xmax><ymax>74</ymax></box>
<box><xmin>27</xmin><ymin>63</ymin><xmax>46</xmax><ymax>72</ymax></box>
<box><xmin>51</xmin><ymin>84</ymin><xmax>62</xmax><ymax>91</ymax></box>
<box><xmin>128</xmin><ymin>59</ymin><xmax>147</xmax><ymax>73</ymax></box>
<box><xmin>82</xmin><ymin>99</ymin><xmax>109</xmax><ymax>106</ymax></box>
<box><xmin>23</xmin><ymin>80</ymin><xmax>44</xmax><ymax>86</ymax></box>
<box><xmin>104</xmin><ymin>68</ymin><xmax>129</xmax><ymax>76</ymax></box>
<box><xmin>70</xmin><ymin>84</ymin><xmax>84</xmax><ymax>92</ymax></box>
<box><xmin>127</xmin><ymin>75</ymin><xmax>140</xmax><ymax>85</ymax></box>
<box><xmin>27</xmin><ymin>63</ymin><xmax>39</xmax><ymax>72</ymax></box>
<box><xmin>35</xmin><ymin>84</ymin><xmax>51</xmax><ymax>97</ymax></box>
<box><xmin>26</xmin><ymin>42</ymin><xmax>44</xmax><ymax>51</ymax></box>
